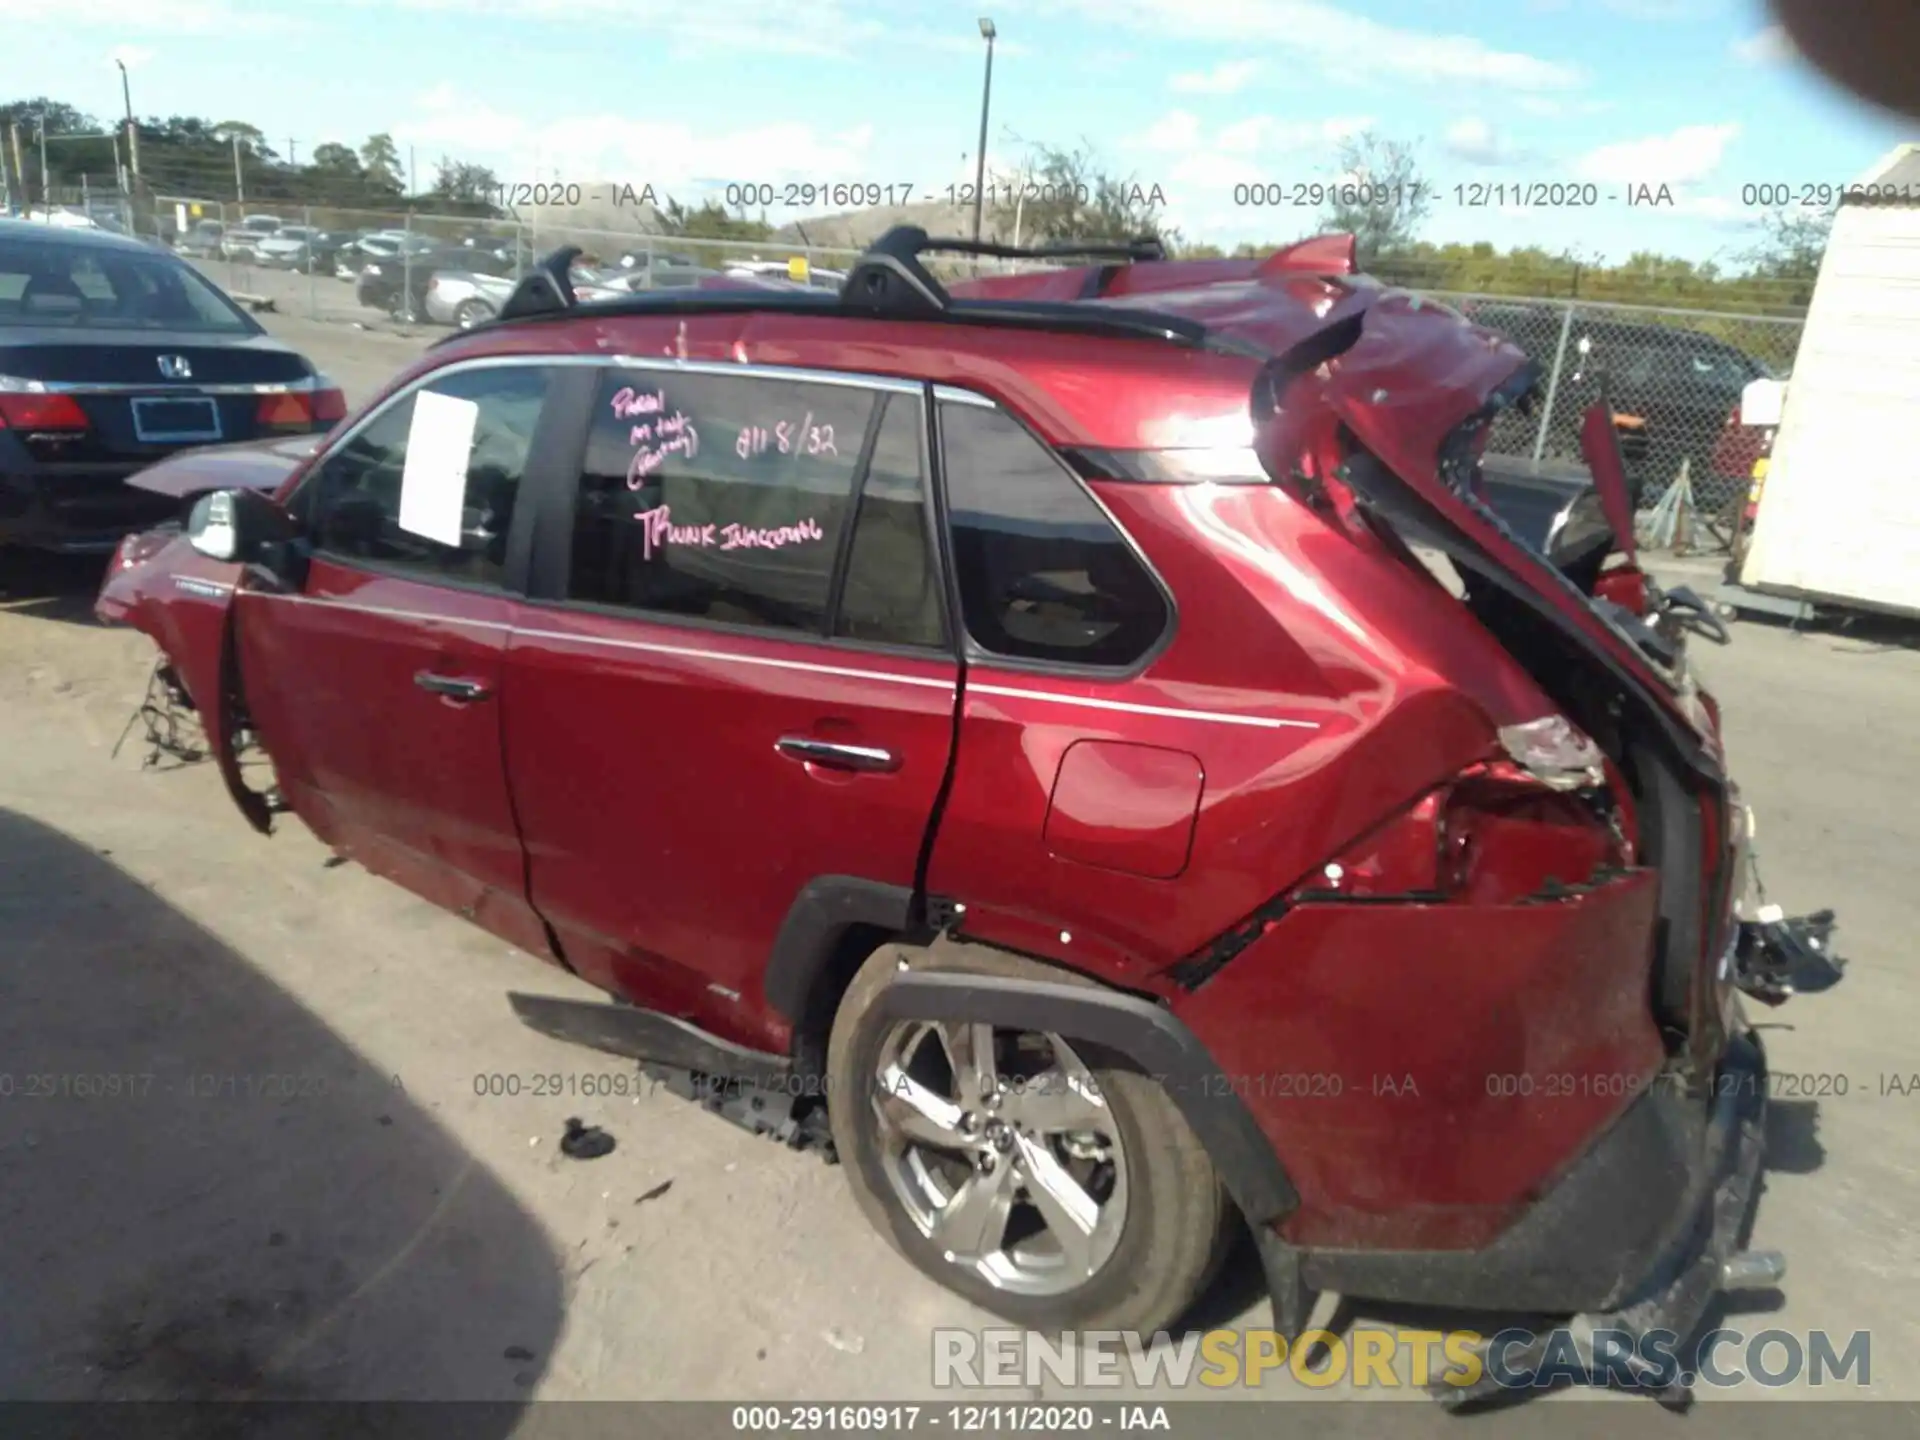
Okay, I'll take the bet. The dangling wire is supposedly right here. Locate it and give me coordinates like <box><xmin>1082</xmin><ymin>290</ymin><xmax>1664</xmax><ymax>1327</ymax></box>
<box><xmin>111</xmin><ymin>658</ymin><xmax>209</xmax><ymax>771</ymax></box>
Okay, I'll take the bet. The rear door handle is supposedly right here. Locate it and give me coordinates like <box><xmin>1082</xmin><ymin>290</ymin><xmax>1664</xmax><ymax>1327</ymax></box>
<box><xmin>775</xmin><ymin>736</ymin><xmax>900</xmax><ymax>773</ymax></box>
<box><xmin>414</xmin><ymin>671</ymin><xmax>492</xmax><ymax>702</ymax></box>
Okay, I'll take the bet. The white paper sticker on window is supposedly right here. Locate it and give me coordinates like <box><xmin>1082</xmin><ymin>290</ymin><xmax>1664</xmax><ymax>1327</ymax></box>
<box><xmin>397</xmin><ymin>390</ymin><xmax>480</xmax><ymax>546</ymax></box>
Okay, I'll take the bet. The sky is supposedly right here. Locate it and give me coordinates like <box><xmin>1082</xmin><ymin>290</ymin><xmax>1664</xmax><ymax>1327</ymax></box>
<box><xmin>4</xmin><ymin>0</ymin><xmax>1913</xmax><ymax>265</ymax></box>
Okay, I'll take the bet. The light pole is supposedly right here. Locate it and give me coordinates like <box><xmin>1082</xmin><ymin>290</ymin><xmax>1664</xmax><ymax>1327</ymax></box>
<box><xmin>115</xmin><ymin>58</ymin><xmax>140</xmax><ymax>189</ymax></box>
<box><xmin>971</xmin><ymin>17</ymin><xmax>995</xmax><ymax>242</ymax></box>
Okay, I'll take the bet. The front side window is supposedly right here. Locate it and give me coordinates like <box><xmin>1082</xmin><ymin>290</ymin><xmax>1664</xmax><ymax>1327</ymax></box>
<box><xmin>293</xmin><ymin>363</ymin><xmax>553</xmax><ymax>590</ymax></box>
<box><xmin>939</xmin><ymin>401</ymin><xmax>1169</xmax><ymax>667</ymax></box>
<box><xmin>568</xmin><ymin>369</ymin><xmax>879</xmax><ymax>635</ymax></box>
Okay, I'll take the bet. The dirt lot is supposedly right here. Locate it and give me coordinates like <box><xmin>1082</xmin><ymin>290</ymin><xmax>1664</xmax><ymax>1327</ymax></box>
<box><xmin>1</xmin><ymin>316</ymin><xmax>1917</xmax><ymax>1421</ymax></box>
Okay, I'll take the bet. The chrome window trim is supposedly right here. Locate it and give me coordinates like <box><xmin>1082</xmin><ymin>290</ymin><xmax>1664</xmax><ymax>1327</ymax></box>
<box><xmin>931</xmin><ymin>384</ymin><xmax>995</xmax><ymax>407</ymax></box>
<box><xmin>307</xmin><ymin>353</ymin><xmax>924</xmax><ymax>473</ymax></box>
<box><xmin>607</xmin><ymin>355</ymin><xmax>922</xmax><ymax>394</ymax></box>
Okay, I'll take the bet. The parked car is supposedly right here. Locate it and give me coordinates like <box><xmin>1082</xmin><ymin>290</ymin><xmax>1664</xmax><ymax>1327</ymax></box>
<box><xmin>253</xmin><ymin>225</ymin><xmax>322</xmax><ymax>268</ymax></box>
<box><xmin>585</xmin><ymin>263</ymin><xmax>724</xmax><ymax>294</ymax></box>
<box><xmin>175</xmin><ymin>219</ymin><xmax>226</xmax><ymax>258</ymax></box>
<box><xmin>426</xmin><ymin>264</ymin><xmax>603</xmax><ymax>328</ymax></box>
<box><xmin>1460</xmin><ymin>300</ymin><xmax>1775</xmax><ymax>509</ymax></box>
<box><xmin>0</xmin><ymin>219</ymin><xmax>343</xmax><ymax>553</ymax></box>
<box><xmin>354</xmin><ymin>245</ymin><xmax>497</xmax><ymax>321</ymax></box>
<box><xmin>92</xmin><ymin>230</ymin><xmax>1846</xmax><ymax>1389</ymax></box>
<box><xmin>424</xmin><ymin>270</ymin><xmax>513</xmax><ymax>328</ymax></box>
<box><xmin>723</xmin><ymin>259</ymin><xmax>848</xmax><ymax>289</ymax></box>
<box><xmin>302</xmin><ymin>230</ymin><xmax>363</xmax><ymax>277</ymax></box>
<box><xmin>610</xmin><ymin>248</ymin><xmax>699</xmax><ymax>273</ymax></box>
<box><xmin>219</xmin><ymin>215</ymin><xmax>283</xmax><ymax>261</ymax></box>
<box><xmin>21</xmin><ymin>207</ymin><xmax>99</xmax><ymax>230</ymax></box>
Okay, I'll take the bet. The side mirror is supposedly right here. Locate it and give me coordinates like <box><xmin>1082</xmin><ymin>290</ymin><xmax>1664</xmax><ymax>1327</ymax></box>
<box><xmin>187</xmin><ymin>487</ymin><xmax>296</xmax><ymax>568</ymax></box>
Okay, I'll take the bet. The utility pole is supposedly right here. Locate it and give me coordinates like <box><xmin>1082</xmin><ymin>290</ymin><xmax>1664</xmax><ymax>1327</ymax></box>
<box><xmin>116</xmin><ymin>57</ymin><xmax>140</xmax><ymax>187</ymax></box>
<box><xmin>9</xmin><ymin>125</ymin><xmax>25</xmax><ymax>213</ymax></box>
<box><xmin>408</xmin><ymin>146</ymin><xmax>416</xmax><ymax>197</ymax></box>
<box><xmin>289</xmin><ymin>138</ymin><xmax>297</xmax><ymax>166</ymax></box>
<box><xmin>971</xmin><ymin>17</ymin><xmax>997</xmax><ymax>243</ymax></box>
<box><xmin>37</xmin><ymin>111</ymin><xmax>50</xmax><ymax>210</ymax></box>
<box><xmin>232</xmin><ymin>133</ymin><xmax>245</xmax><ymax>203</ymax></box>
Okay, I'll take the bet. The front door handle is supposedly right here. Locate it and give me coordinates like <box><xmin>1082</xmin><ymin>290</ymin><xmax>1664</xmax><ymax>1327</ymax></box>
<box><xmin>414</xmin><ymin>671</ymin><xmax>492</xmax><ymax>702</ymax></box>
<box><xmin>775</xmin><ymin>736</ymin><xmax>900</xmax><ymax>773</ymax></box>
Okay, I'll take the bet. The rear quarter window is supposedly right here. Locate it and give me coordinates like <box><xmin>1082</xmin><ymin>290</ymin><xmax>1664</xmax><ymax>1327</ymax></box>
<box><xmin>938</xmin><ymin>401</ymin><xmax>1170</xmax><ymax>669</ymax></box>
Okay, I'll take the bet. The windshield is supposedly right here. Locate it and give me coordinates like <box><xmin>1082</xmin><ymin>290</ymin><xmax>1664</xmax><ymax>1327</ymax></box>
<box><xmin>0</xmin><ymin>239</ymin><xmax>255</xmax><ymax>332</ymax></box>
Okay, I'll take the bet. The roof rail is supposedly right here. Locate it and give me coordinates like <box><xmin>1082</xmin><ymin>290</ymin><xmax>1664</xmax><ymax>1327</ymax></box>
<box><xmin>840</xmin><ymin>225</ymin><xmax>1166</xmax><ymax>318</ymax></box>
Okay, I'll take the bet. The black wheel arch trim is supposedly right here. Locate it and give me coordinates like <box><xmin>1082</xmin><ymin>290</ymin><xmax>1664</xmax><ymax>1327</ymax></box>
<box><xmin>763</xmin><ymin>875</ymin><xmax>918</xmax><ymax>1024</ymax></box>
<box><xmin>874</xmin><ymin>969</ymin><xmax>1301</xmax><ymax>1226</ymax></box>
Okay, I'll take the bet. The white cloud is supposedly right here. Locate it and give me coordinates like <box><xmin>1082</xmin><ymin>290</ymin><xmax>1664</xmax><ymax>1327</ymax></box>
<box><xmin>1170</xmin><ymin>59</ymin><xmax>1261</xmax><ymax>94</ymax></box>
<box><xmin>345</xmin><ymin>0</ymin><xmax>878</xmax><ymax>57</ymax></box>
<box><xmin>393</xmin><ymin>91</ymin><xmax>879</xmax><ymax>206</ymax></box>
<box><xmin>1215</xmin><ymin>115</ymin><xmax>1372</xmax><ymax>154</ymax></box>
<box><xmin>1139</xmin><ymin>110</ymin><xmax>1205</xmax><ymax>154</ymax></box>
<box><xmin>0</xmin><ymin>0</ymin><xmax>300</xmax><ymax>31</ymax></box>
<box><xmin>1052</xmin><ymin>0</ymin><xmax>1583</xmax><ymax>91</ymax></box>
<box><xmin>1731</xmin><ymin>25</ymin><xmax>1794</xmax><ymax>64</ymax></box>
<box><xmin>1515</xmin><ymin>94</ymin><xmax>1615</xmax><ymax>118</ymax></box>
<box><xmin>1443</xmin><ymin>117</ymin><xmax>1533</xmax><ymax>166</ymax></box>
<box><xmin>1573</xmin><ymin>123</ymin><xmax>1739</xmax><ymax>185</ymax></box>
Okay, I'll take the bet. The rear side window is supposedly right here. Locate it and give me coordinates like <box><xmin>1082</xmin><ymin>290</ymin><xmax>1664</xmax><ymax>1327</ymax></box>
<box><xmin>568</xmin><ymin>369</ymin><xmax>877</xmax><ymax>635</ymax></box>
<box><xmin>938</xmin><ymin>402</ymin><xmax>1169</xmax><ymax>667</ymax></box>
<box><xmin>294</xmin><ymin>363</ymin><xmax>552</xmax><ymax>589</ymax></box>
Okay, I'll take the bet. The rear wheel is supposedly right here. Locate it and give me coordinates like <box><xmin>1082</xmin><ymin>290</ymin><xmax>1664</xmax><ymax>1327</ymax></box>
<box><xmin>826</xmin><ymin>942</ymin><xmax>1234</xmax><ymax>1334</ymax></box>
<box><xmin>454</xmin><ymin>299</ymin><xmax>496</xmax><ymax>330</ymax></box>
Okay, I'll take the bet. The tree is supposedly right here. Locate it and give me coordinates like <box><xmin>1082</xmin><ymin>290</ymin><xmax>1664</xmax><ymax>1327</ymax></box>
<box><xmin>657</xmin><ymin>196</ymin><xmax>772</xmax><ymax>241</ymax></box>
<box><xmin>360</xmin><ymin>132</ymin><xmax>404</xmax><ymax>195</ymax></box>
<box><xmin>1317</xmin><ymin>130</ymin><xmax>1433</xmax><ymax>264</ymax></box>
<box><xmin>309</xmin><ymin>142</ymin><xmax>360</xmax><ymax>173</ymax></box>
<box><xmin>993</xmin><ymin>140</ymin><xmax>1172</xmax><ymax>246</ymax></box>
<box><xmin>0</xmin><ymin>98</ymin><xmax>98</xmax><ymax>135</ymax></box>
<box><xmin>1740</xmin><ymin>207</ymin><xmax>1832</xmax><ymax>285</ymax></box>
<box><xmin>211</xmin><ymin>120</ymin><xmax>278</xmax><ymax>164</ymax></box>
<box><xmin>428</xmin><ymin>159</ymin><xmax>501</xmax><ymax>214</ymax></box>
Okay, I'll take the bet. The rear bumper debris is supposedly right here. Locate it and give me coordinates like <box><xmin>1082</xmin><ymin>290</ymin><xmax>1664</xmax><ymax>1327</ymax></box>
<box><xmin>1430</xmin><ymin>1029</ymin><xmax>1775</xmax><ymax>1410</ymax></box>
<box><xmin>1732</xmin><ymin>906</ymin><xmax>1846</xmax><ymax>1004</ymax></box>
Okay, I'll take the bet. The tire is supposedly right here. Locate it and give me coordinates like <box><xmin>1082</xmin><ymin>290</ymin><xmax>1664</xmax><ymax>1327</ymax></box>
<box><xmin>454</xmin><ymin>299</ymin><xmax>495</xmax><ymax>330</ymax></box>
<box><xmin>826</xmin><ymin>940</ymin><xmax>1235</xmax><ymax>1335</ymax></box>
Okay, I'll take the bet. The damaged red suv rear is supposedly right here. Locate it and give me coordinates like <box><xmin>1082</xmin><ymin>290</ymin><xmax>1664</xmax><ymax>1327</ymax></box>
<box><xmin>95</xmin><ymin>229</ymin><xmax>1845</xmax><ymax>1404</ymax></box>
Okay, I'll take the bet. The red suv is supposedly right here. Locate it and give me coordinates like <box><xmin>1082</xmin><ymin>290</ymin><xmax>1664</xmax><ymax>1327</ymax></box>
<box><xmin>96</xmin><ymin>230</ymin><xmax>1844</xmax><ymax>1404</ymax></box>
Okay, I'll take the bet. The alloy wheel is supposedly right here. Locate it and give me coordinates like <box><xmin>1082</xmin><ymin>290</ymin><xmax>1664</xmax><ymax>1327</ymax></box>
<box><xmin>870</xmin><ymin>1021</ymin><xmax>1127</xmax><ymax>1296</ymax></box>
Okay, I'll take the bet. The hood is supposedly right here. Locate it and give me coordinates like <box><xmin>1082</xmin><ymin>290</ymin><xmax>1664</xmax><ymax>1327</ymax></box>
<box><xmin>124</xmin><ymin>432</ymin><xmax>323</xmax><ymax>500</ymax></box>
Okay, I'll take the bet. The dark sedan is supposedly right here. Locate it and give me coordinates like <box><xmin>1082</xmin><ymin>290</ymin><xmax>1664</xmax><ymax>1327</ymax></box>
<box><xmin>355</xmin><ymin>243</ymin><xmax>514</xmax><ymax>322</ymax></box>
<box><xmin>0</xmin><ymin>220</ymin><xmax>344</xmax><ymax>553</ymax></box>
<box><xmin>1460</xmin><ymin>301</ymin><xmax>1774</xmax><ymax>506</ymax></box>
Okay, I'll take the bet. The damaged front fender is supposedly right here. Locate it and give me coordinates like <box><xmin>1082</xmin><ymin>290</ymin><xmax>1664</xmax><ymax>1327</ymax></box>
<box><xmin>96</xmin><ymin>530</ymin><xmax>273</xmax><ymax>835</ymax></box>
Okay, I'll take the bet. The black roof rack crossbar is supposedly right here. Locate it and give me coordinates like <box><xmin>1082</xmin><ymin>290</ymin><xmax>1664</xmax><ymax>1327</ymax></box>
<box><xmin>838</xmin><ymin>225</ymin><xmax>1167</xmax><ymax>321</ymax></box>
<box><xmin>880</xmin><ymin>227</ymin><xmax>1167</xmax><ymax>264</ymax></box>
<box><xmin>451</xmin><ymin>235</ymin><xmax>1237</xmax><ymax>354</ymax></box>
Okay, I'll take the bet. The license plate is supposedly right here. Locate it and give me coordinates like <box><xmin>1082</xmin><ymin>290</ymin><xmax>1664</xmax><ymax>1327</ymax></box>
<box><xmin>131</xmin><ymin>395</ymin><xmax>222</xmax><ymax>444</ymax></box>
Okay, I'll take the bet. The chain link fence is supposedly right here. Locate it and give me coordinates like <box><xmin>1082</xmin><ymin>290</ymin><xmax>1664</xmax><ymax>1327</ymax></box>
<box><xmin>1428</xmin><ymin>293</ymin><xmax>1798</xmax><ymax>527</ymax></box>
<box><xmin>122</xmin><ymin>195</ymin><xmax>1801</xmax><ymax>545</ymax></box>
